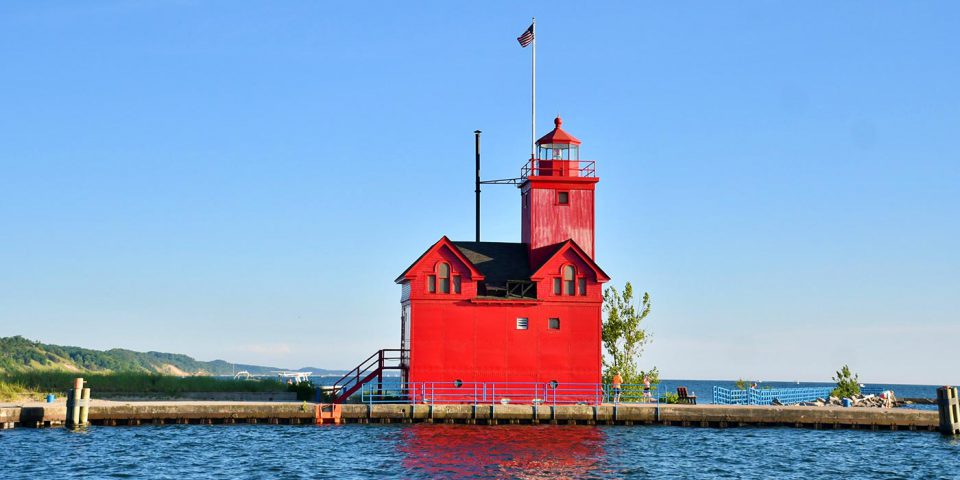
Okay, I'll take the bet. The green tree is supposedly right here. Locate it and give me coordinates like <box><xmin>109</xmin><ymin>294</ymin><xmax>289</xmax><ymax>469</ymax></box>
<box><xmin>601</xmin><ymin>282</ymin><xmax>656</xmax><ymax>385</ymax></box>
<box><xmin>831</xmin><ymin>365</ymin><xmax>861</xmax><ymax>398</ymax></box>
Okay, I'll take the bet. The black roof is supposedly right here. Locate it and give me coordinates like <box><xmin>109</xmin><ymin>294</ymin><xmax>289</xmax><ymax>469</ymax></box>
<box><xmin>452</xmin><ymin>241</ymin><xmax>531</xmax><ymax>292</ymax></box>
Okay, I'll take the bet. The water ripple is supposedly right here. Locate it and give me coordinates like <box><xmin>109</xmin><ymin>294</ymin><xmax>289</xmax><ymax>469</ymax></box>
<box><xmin>1</xmin><ymin>424</ymin><xmax>958</xmax><ymax>479</ymax></box>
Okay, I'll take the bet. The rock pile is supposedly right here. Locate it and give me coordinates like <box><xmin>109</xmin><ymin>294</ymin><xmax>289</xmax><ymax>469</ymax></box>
<box><xmin>797</xmin><ymin>393</ymin><xmax>896</xmax><ymax>408</ymax></box>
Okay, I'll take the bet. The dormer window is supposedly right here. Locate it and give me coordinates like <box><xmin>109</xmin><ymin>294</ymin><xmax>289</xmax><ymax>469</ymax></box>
<box><xmin>563</xmin><ymin>265</ymin><xmax>575</xmax><ymax>296</ymax></box>
<box><xmin>554</xmin><ymin>265</ymin><xmax>580</xmax><ymax>296</ymax></box>
<box><xmin>438</xmin><ymin>262</ymin><xmax>451</xmax><ymax>294</ymax></box>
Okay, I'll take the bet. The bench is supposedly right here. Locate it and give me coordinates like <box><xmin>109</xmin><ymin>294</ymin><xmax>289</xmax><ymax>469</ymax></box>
<box><xmin>677</xmin><ymin>386</ymin><xmax>697</xmax><ymax>405</ymax></box>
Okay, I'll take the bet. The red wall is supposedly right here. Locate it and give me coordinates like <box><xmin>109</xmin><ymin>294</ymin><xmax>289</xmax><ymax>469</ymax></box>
<box><xmin>521</xmin><ymin>177</ymin><xmax>598</xmax><ymax>266</ymax></box>
<box><xmin>407</xmin><ymin>300</ymin><xmax>602</xmax><ymax>386</ymax></box>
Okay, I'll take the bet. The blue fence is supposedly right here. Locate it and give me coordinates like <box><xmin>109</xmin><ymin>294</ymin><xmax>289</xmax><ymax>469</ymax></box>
<box><xmin>713</xmin><ymin>386</ymin><xmax>833</xmax><ymax>405</ymax></box>
<box><xmin>713</xmin><ymin>387</ymin><xmax>749</xmax><ymax>405</ymax></box>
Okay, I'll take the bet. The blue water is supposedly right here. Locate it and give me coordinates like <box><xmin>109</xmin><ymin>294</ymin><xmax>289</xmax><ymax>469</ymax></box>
<box><xmin>1</xmin><ymin>424</ymin><xmax>958</xmax><ymax>479</ymax></box>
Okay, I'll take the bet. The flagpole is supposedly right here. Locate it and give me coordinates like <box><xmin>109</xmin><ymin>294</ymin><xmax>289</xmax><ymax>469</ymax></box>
<box><xmin>531</xmin><ymin>17</ymin><xmax>536</xmax><ymax>159</ymax></box>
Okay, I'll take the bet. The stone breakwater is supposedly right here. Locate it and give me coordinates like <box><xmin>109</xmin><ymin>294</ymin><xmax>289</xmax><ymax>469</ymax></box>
<box><xmin>799</xmin><ymin>394</ymin><xmax>895</xmax><ymax>408</ymax></box>
<box><xmin>0</xmin><ymin>400</ymin><xmax>939</xmax><ymax>431</ymax></box>
<box><xmin>797</xmin><ymin>393</ymin><xmax>937</xmax><ymax>408</ymax></box>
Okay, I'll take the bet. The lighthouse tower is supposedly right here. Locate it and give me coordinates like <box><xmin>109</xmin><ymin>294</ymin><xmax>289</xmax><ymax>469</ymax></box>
<box><xmin>521</xmin><ymin>116</ymin><xmax>599</xmax><ymax>268</ymax></box>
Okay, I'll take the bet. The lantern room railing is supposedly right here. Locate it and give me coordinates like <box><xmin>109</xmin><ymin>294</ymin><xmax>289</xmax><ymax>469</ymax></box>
<box><xmin>522</xmin><ymin>159</ymin><xmax>596</xmax><ymax>179</ymax></box>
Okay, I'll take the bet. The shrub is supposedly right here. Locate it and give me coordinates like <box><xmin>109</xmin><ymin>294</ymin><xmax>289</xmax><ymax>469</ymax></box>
<box><xmin>831</xmin><ymin>365</ymin><xmax>860</xmax><ymax>398</ymax></box>
<box><xmin>287</xmin><ymin>381</ymin><xmax>317</xmax><ymax>401</ymax></box>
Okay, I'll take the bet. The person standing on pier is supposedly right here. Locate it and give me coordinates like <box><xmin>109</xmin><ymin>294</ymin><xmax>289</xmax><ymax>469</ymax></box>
<box><xmin>612</xmin><ymin>372</ymin><xmax>623</xmax><ymax>404</ymax></box>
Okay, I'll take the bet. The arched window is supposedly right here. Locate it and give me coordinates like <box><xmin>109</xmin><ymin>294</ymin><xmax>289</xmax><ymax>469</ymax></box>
<box><xmin>438</xmin><ymin>262</ymin><xmax>451</xmax><ymax>294</ymax></box>
<box><xmin>563</xmin><ymin>265</ymin><xmax>576</xmax><ymax>296</ymax></box>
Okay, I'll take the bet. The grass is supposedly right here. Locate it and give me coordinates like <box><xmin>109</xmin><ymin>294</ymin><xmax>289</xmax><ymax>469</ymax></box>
<box><xmin>0</xmin><ymin>379</ymin><xmax>39</xmax><ymax>401</ymax></box>
<box><xmin>0</xmin><ymin>371</ymin><xmax>289</xmax><ymax>399</ymax></box>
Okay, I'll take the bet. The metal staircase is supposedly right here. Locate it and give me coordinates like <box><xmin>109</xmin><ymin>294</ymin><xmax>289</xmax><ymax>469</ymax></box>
<box><xmin>330</xmin><ymin>349</ymin><xmax>407</xmax><ymax>404</ymax></box>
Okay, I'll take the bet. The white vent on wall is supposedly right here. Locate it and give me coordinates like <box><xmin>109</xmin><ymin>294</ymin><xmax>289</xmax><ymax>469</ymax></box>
<box><xmin>516</xmin><ymin>318</ymin><xmax>529</xmax><ymax>330</ymax></box>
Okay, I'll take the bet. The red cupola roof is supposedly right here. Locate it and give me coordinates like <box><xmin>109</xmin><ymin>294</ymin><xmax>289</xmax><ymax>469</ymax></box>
<box><xmin>536</xmin><ymin>116</ymin><xmax>581</xmax><ymax>146</ymax></box>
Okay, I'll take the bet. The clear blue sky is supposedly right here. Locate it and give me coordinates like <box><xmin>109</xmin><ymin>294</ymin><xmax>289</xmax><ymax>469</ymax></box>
<box><xmin>1</xmin><ymin>1</ymin><xmax>957</xmax><ymax>384</ymax></box>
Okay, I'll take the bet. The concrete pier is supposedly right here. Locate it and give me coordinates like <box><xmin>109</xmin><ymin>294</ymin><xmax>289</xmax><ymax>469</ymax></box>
<box><xmin>0</xmin><ymin>400</ymin><xmax>940</xmax><ymax>431</ymax></box>
<box><xmin>336</xmin><ymin>403</ymin><xmax>938</xmax><ymax>430</ymax></box>
<box><xmin>90</xmin><ymin>401</ymin><xmax>315</xmax><ymax>426</ymax></box>
<box><xmin>1</xmin><ymin>404</ymin><xmax>66</xmax><ymax>429</ymax></box>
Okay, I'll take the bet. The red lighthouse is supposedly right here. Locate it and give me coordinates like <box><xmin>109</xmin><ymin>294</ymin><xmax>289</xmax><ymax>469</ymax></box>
<box><xmin>392</xmin><ymin>117</ymin><xmax>609</xmax><ymax>400</ymax></box>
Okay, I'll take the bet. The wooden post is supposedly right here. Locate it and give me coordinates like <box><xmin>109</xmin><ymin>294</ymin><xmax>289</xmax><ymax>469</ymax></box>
<box><xmin>65</xmin><ymin>390</ymin><xmax>75</xmax><ymax>428</ymax></box>
<box><xmin>71</xmin><ymin>390</ymin><xmax>82</xmax><ymax>426</ymax></box>
<box><xmin>80</xmin><ymin>387</ymin><xmax>91</xmax><ymax>426</ymax></box>
<box><xmin>937</xmin><ymin>386</ymin><xmax>960</xmax><ymax>435</ymax></box>
<box><xmin>66</xmin><ymin>377</ymin><xmax>84</xmax><ymax>429</ymax></box>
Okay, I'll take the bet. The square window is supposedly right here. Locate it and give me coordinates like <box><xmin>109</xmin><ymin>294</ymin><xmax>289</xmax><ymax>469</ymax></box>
<box><xmin>548</xmin><ymin>318</ymin><xmax>560</xmax><ymax>330</ymax></box>
<box><xmin>427</xmin><ymin>275</ymin><xmax>436</xmax><ymax>293</ymax></box>
<box><xmin>578</xmin><ymin>278</ymin><xmax>587</xmax><ymax>296</ymax></box>
<box><xmin>553</xmin><ymin>278</ymin><xmax>562</xmax><ymax>295</ymax></box>
<box><xmin>558</xmin><ymin>191</ymin><xmax>569</xmax><ymax>205</ymax></box>
<box><xmin>516</xmin><ymin>318</ymin><xmax>529</xmax><ymax>330</ymax></box>
<box><xmin>453</xmin><ymin>276</ymin><xmax>461</xmax><ymax>294</ymax></box>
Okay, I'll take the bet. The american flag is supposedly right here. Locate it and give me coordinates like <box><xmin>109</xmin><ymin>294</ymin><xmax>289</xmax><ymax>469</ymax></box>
<box><xmin>517</xmin><ymin>24</ymin><xmax>534</xmax><ymax>48</ymax></box>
